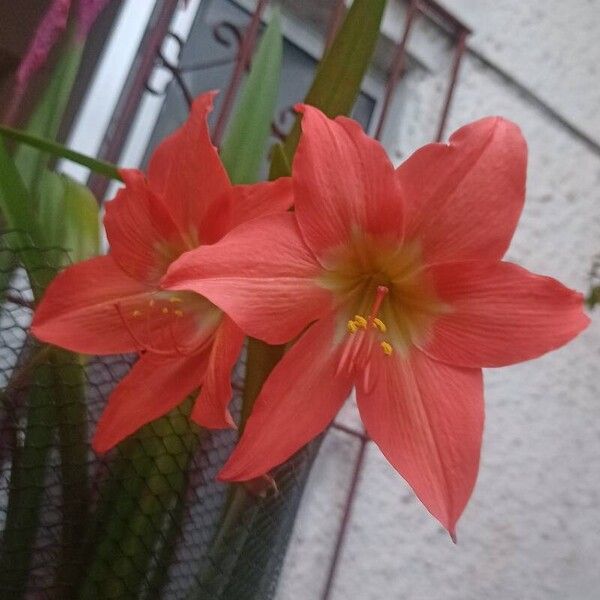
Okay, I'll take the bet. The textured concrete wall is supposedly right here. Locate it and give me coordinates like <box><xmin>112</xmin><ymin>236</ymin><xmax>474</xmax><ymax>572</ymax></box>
<box><xmin>276</xmin><ymin>1</ymin><xmax>600</xmax><ymax>599</ymax></box>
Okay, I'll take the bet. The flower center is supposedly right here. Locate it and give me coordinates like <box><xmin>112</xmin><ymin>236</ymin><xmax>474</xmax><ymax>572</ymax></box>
<box><xmin>345</xmin><ymin>285</ymin><xmax>394</xmax><ymax>357</ymax></box>
<box><xmin>336</xmin><ymin>286</ymin><xmax>399</xmax><ymax>388</ymax></box>
<box><xmin>320</xmin><ymin>232</ymin><xmax>448</xmax><ymax>356</ymax></box>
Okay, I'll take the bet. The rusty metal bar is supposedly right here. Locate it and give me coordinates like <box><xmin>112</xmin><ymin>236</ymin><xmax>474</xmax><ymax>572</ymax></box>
<box><xmin>331</xmin><ymin>421</ymin><xmax>370</xmax><ymax>441</ymax></box>
<box><xmin>374</xmin><ymin>0</ymin><xmax>419</xmax><ymax>140</ymax></box>
<box><xmin>212</xmin><ymin>0</ymin><xmax>270</xmax><ymax>146</ymax></box>
<box><xmin>324</xmin><ymin>0</ymin><xmax>346</xmax><ymax>51</ymax></box>
<box><xmin>321</xmin><ymin>434</ymin><xmax>369</xmax><ymax>600</ymax></box>
<box><xmin>88</xmin><ymin>0</ymin><xmax>180</xmax><ymax>201</ymax></box>
<box><xmin>417</xmin><ymin>0</ymin><xmax>472</xmax><ymax>35</ymax></box>
<box><xmin>435</xmin><ymin>27</ymin><xmax>468</xmax><ymax>141</ymax></box>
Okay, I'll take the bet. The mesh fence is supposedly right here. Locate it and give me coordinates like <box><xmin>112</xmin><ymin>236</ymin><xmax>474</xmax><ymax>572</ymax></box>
<box><xmin>0</xmin><ymin>234</ymin><xmax>320</xmax><ymax>599</ymax></box>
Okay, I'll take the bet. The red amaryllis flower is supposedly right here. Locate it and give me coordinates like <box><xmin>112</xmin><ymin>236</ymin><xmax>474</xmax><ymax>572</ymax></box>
<box><xmin>163</xmin><ymin>105</ymin><xmax>589</xmax><ymax>537</ymax></box>
<box><xmin>31</xmin><ymin>92</ymin><xmax>292</xmax><ymax>452</ymax></box>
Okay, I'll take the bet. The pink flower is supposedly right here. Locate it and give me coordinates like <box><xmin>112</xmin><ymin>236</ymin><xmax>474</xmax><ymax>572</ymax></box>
<box><xmin>4</xmin><ymin>0</ymin><xmax>111</xmax><ymax>124</ymax></box>
<box><xmin>31</xmin><ymin>93</ymin><xmax>293</xmax><ymax>452</ymax></box>
<box><xmin>14</xmin><ymin>0</ymin><xmax>71</xmax><ymax>91</ymax></box>
<box><xmin>76</xmin><ymin>0</ymin><xmax>112</xmax><ymax>39</ymax></box>
<box><xmin>163</xmin><ymin>105</ymin><xmax>589</xmax><ymax>537</ymax></box>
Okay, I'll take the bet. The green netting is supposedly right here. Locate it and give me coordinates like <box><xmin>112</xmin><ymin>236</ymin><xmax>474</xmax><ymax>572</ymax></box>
<box><xmin>0</xmin><ymin>233</ymin><xmax>319</xmax><ymax>599</ymax></box>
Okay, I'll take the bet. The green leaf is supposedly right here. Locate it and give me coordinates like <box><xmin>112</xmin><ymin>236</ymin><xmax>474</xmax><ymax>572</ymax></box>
<box><xmin>50</xmin><ymin>350</ymin><xmax>91</xmax><ymax>597</ymax></box>
<box><xmin>0</xmin><ymin>250</ymin><xmax>17</xmax><ymax>304</ymax></box>
<box><xmin>220</xmin><ymin>10</ymin><xmax>283</xmax><ymax>184</ymax></box>
<box><xmin>0</xmin><ymin>354</ymin><xmax>57</xmax><ymax>596</ymax></box>
<box><xmin>38</xmin><ymin>171</ymin><xmax>100</xmax><ymax>264</ymax></box>
<box><xmin>280</xmin><ymin>0</ymin><xmax>386</xmax><ymax>168</ymax></box>
<box><xmin>267</xmin><ymin>142</ymin><xmax>291</xmax><ymax>180</ymax></box>
<box><xmin>0</xmin><ymin>137</ymin><xmax>53</xmax><ymax>297</ymax></box>
<box><xmin>0</xmin><ymin>125</ymin><xmax>123</xmax><ymax>182</ymax></box>
<box><xmin>78</xmin><ymin>400</ymin><xmax>200</xmax><ymax>599</ymax></box>
<box><xmin>15</xmin><ymin>31</ymin><xmax>84</xmax><ymax>201</ymax></box>
<box><xmin>0</xmin><ymin>138</ymin><xmax>45</xmax><ymax>245</ymax></box>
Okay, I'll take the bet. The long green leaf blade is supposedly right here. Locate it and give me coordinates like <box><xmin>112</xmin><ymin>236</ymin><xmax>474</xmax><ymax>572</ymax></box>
<box><xmin>78</xmin><ymin>400</ymin><xmax>200</xmax><ymax>599</ymax></box>
<box><xmin>16</xmin><ymin>31</ymin><xmax>84</xmax><ymax>199</ymax></box>
<box><xmin>0</xmin><ymin>126</ymin><xmax>122</xmax><ymax>182</ymax></box>
<box><xmin>279</xmin><ymin>0</ymin><xmax>386</xmax><ymax>172</ymax></box>
<box><xmin>0</xmin><ymin>355</ymin><xmax>57</xmax><ymax>597</ymax></box>
<box><xmin>0</xmin><ymin>137</ymin><xmax>53</xmax><ymax>297</ymax></box>
<box><xmin>38</xmin><ymin>171</ymin><xmax>100</xmax><ymax>264</ymax></box>
<box><xmin>220</xmin><ymin>10</ymin><xmax>283</xmax><ymax>184</ymax></box>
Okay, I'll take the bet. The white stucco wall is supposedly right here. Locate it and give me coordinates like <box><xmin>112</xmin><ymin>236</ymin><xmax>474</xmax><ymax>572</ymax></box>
<box><xmin>276</xmin><ymin>1</ymin><xmax>600</xmax><ymax>599</ymax></box>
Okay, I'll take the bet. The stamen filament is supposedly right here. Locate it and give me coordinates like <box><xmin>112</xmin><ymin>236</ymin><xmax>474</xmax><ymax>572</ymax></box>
<box><xmin>113</xmin><ymin>302</ymin><xmax>201</xmax><ymax>357</ymax></box>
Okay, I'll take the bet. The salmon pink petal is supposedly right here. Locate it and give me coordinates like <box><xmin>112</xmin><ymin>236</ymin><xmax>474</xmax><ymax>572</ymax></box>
<box><xmin>147</xmin><ymin>91</ymin><xmax>230</xmax><ymax>234</ymax></box>
<box><xmin>105</xmin><ymin>169</ymin><xmax>188</xmax><ymax>283</ymax></box>
<box><xmin>192</xmin><ymin>316</ymin><xmax>245</xmax><ymax>429</ymax></box>
<box><xmin>398</xmin><ymin>117</ymin><xmax>527</xmax><ymax>265</ymax></box>
<box><xmin>356</xmin><ymin>349</ymin><xmax>484</xmax><ymax>538</ymax></box>
<box><xmin>293</xmin><ymin>105</ymin><xmax>403</xmax><ymax>258</ymax></box>
<box><xmin>163</xmin><ymin>213</ymin><xmax>332</xmax><ymax>345</ymax></box>
<box><xmin>200</xmin><ymin>176</ymin><xmax>294</xmax><ymax>245</ymax></box>
<box><xmin>219</xmin><ymin>317</ymin><xmax>353</xmax><ymax>481</ymax></box>
<box><xmin>226</xmin><ymin>177</ymin><xmax>294</xmax><ymax>230</ymax></box>
<box><xmin>32</xmin><ymin>255</ymin><xmax>153</xmax><ymax>355</ymax></box>
<box><xmin>422</xmin><ymin>261</ymin><xmax>590</xmax><ymax>368</ymax></box>
<box><xmin>92</xmin><ymin>351</ymin><xmax>209</xmax><ymax>452</ymax></box>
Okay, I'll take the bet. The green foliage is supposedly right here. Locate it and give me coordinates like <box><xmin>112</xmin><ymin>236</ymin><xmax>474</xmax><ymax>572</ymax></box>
<box><xmin>277</xmin><ymin>0</ymin><xmax>387</xmax><ymax>175</ymax></box>
<box><xmin>0</xmin><ymin>138</ymin><xmax>51</xmax><ymax>297</ymax></box>
<box><xmin>220</xmin><ymin>10</ymin><xmax>283</xmax><ymax>184</ymax></box>
<box><xmin>0</xmin><ymin>29</ymin><xmax>99</xmax><ymax>599</ymax></box>
<box><xmin>15</xmin><ymin>30</ymin><xmax>84</xmax><ymax>202</ymax></box>
<box><xmin>0</xmin><ymin>125</ymin><xmax>123</xmax><ymax>182</ymax></box>
<box><xmin>77</xmin><ymin>400</ymin><xmax>200</xmax><ymax>599</ymax></box>
<box><xmin>38</xmin><ymin>171</ymin><xmax>100</xmax><ymax>264</ymax></box>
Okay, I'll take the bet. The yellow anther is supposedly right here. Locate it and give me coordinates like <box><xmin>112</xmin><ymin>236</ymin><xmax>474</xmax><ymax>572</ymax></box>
<box><xmin>380</xmin><ymin>341</ymin><xmax>393</xmax><ymax>356</ymax></box>
<box><xmin>372</xmin><ymin>317</ymin><xmax>387</xmax><ymax>333</ymax></box>
<box><xmin>161</xmin><ymin>307</ymin><xmax>169</xmax><ymax>314</ymax></box>
<box><xmin>347</xmin><ymin>320</ymin><xmax>359</xmax><ymax>334</ymax></box>
<box><xmin>174</xmin><ymin>310</ymin><xmax>184</xmax><ymax>317</ymax></box>
<box><xmin>149</xmin><ymin>299</ymin><xmax>155</xmax><ymax>307</ymax></box>
<box><xmin>169</xmin><ymin>296</ymin><xmax>183</xmax><ymax>303</ymax></box>
<box><xmin>132</xmin><ymin>310</ymin><xmax>142</xmax><ymax>318</ymax></box>
<box><xmin>353</xmin><ymin>315</ymin><xmax>368</xmax><ymax>329</ymax></box>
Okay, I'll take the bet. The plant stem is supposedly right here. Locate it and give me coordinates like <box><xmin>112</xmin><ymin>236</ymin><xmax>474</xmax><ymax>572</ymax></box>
<box><xmin>50</xmin><ymin>350</ymin><xmax>90</xmax><ymax>598</ymax></box>
<box><xmin>77</xmin><ymin>398</ymin><xmax>199</xmax><ymax>599</ymax></box>
<box><xmin>240</xmin><ymin>338</ymin><xmax>285</xmax><ymax>432</ymax></box>
<box><xmin>0</xmin><ymin>358</ymin><xmax>56</xmax><ymax>597</ymax></box>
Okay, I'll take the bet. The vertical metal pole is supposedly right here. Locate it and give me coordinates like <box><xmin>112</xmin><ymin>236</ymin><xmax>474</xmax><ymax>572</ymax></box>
<box><xmin>321</xmin><ymin>433</ymin><xmax>369</xmax><ymax>600</ymax></box>
<box><xmin>212</xmin><ymin>0</ymin><xmax>269</xmax><ymax>146</ymax></box>
<box><xmin>374</xmin><ymin>0</ymin><xmax>419</xmax><ymax>140</ymax></box>
<box><xmin>88</xmin><ymin>0</ymin><xmax>180</xmax><ymax>200</ymax></box>
<box><xmin>435</xmin><ymin>27</ymin><xmax>468</xmax><ymax>142</ymax></box>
